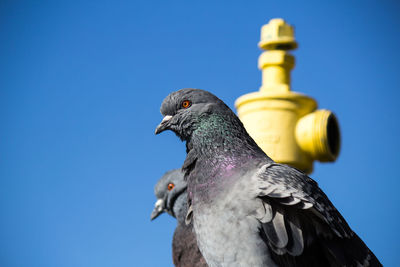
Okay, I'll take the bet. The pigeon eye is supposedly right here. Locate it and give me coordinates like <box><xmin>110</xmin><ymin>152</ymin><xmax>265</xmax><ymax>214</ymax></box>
<box><xmin>167</xmin><ymin>183</ymin><xmax>175</xmax><ymax>191</ymax></box>
<box><xmin>181</xmin><ymin>100</ymin><xmax>191</xmax><ymax>109</ymax></box>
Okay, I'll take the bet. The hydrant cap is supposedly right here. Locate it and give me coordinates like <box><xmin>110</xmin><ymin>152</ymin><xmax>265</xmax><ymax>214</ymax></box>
<box><xmin>259</xmin><ymin>18</ymin><xmax>298</xmax><ymax>51</ymax></box>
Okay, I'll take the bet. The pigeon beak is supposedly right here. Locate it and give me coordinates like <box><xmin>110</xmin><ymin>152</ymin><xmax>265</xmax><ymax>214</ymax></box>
<box><xmin>150</xmin><ymin>199</ymin><xmax>165</xmax><ymax>220</ymax></box>
<box><xmin>155</xmin><ymin>115</ymin><xmax>173</xmax><ymax>135</ymax></box>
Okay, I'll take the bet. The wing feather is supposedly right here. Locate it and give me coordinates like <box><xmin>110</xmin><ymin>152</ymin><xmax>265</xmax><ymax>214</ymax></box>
<box><xmin>254</xmin><ymin>162</ymin><xmax>382</xmax><ymax>266</ymax></box>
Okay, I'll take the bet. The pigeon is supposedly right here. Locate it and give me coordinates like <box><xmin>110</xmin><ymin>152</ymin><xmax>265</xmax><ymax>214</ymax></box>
<box><xmin>151</xmin><ymin>169</ymin><xmax>207</xmax><ymax>267</ymax></box>
<box><xmin>155</xmin><ymin>88</ymin><xmax>382</xmax><ymax>267</ymax></box>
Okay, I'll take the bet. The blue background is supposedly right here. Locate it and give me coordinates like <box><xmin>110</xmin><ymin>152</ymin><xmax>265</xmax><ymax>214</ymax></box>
<box><xmin>1</xmin><ymin>1</ymin><xmax>399</xmax><ymax>266</ymax></box>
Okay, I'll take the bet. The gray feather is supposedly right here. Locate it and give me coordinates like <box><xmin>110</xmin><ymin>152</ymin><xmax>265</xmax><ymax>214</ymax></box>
<box><xmin>286</xmin><ymin>212</ymin><xmax>304</xmax><ymax>256</ymax></box>
<box><xmin>266</xmin><ymin>208</ymin><xmax>288</xmax><ymax>249</ymax></box>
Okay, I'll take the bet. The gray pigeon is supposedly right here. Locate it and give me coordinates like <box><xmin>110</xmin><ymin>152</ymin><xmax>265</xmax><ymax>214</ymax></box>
<box><xmin>151</xmin><ymin>169</ymin><xmax>207</xmax><ymax>267</ymax></box>
<box><xmin>155</xmin><ymin>88</ymin><xmax>382</xmax><ymax>267</ymax></box>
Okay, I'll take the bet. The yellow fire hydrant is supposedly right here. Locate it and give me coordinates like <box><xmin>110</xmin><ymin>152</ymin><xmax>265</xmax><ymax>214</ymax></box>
<box><xmin>235</xmin><ymin>18</ymin><xmax>340</xmax><ymax>173</ymax></box>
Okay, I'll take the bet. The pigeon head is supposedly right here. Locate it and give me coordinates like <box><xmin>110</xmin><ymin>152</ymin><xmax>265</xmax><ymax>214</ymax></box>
<box><xmin>150</xmin><ymin>169</ymin><xmax>188</xmax><ymax>221</ymax></box>
<box><xmin>155</xmin><ymin>88</ymin><xmax>230</xmax><ymax>140</ymax></box>
<box><xmin>155</xmin><ymin>88</ymin><xmax>265</xmax><ymax>164</ymax></box>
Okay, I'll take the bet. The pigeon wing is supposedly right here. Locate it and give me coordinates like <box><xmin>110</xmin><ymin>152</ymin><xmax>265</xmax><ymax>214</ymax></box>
<box><xmin>255</xmin><ymin>163</ymin><xmax>381</xmax><ymax>267</ymax></box>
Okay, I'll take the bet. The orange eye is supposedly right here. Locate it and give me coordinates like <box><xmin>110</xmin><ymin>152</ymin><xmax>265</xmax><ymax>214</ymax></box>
<box><xmin>167</xmin><ymin>183</ymin><xmax>175</xmax><ymax>191</ymax></box>
<box><xmin>181</xmin><ymin>100</ymin><xmax>191</xmax><ymax>109</ymax></box>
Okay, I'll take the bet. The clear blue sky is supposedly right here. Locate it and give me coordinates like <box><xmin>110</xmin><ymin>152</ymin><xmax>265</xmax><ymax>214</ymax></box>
<box><xmin>1</xmin><ymin>1</ymin><xmax>399</xmax><ymax>266</ymax></box>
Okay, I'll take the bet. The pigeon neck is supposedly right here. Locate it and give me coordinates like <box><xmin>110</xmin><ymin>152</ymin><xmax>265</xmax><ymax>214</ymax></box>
<box><xmin>183</xmin><ymin>113</ymin><xmax>270</xmax><ymax>204</ymax></box>
<box><xmin>189</xmin><ymin>113</ymin><xmax>264</xmax><ymax>159</ymax></box>
<box><xmin>173</xmin><ymin>192</ymin><xmax>188</xmax><ymax>225</ymax></box>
